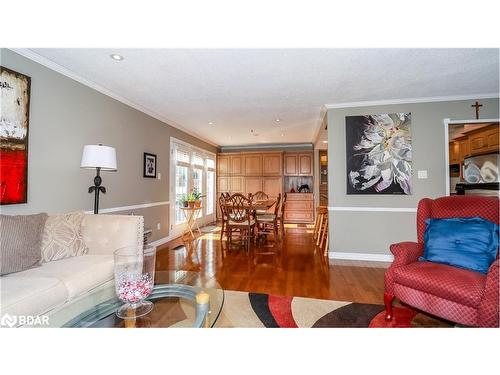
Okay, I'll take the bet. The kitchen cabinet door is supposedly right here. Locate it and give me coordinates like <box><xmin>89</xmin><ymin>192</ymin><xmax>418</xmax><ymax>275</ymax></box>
<box><xmin>262</xmin><ymin>153</ymin><xmax>282</xmax><ymax>176</ymax></box>
<box><xmin>244</xmin><ymin>177</ymin><xmax>263</xmax><ymax>196</ymax></box>
<box><xmin>230</xmin><ymin>177</ymin><xmax>244</xmax><ymax>193</ymax></box>
<box><xmin>217</xmin><ymin>155</ymin><xmax>230</xmax><ymax>176</ymax></box>
<box><xmin>284</xmin><ymin>154</ymin><xmax>298</xmax><ymax>176</ymax></box>
<box><xmin>263</xmin><ymin>177</ymin><xmax>282</xmax><ymax>198</ymax></box>
<box><xmin>244</xmin><ymin>154</ymin><xmax>262</xmax><ymax>176</ymax></box>
<box><xmin>298</xmin><ymin>153</ymin><xmax>313</xmax><ymax>175</ymax></box>
<box><xmin>217</xmin><ymin>177</ymin><xmax>230</xmax><ymax>192</ymax></box>
<box><xmin>230</xmin><ymin>156</ymin><xmax>243</xmax><ymax>175</ymax></box>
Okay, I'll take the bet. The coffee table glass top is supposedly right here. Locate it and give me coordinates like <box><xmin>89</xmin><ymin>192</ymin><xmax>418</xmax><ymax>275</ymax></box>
<box><xmin>51</xmin><ymin>271</ymin><xmax>224</xmax><ymax>328</ymax></box>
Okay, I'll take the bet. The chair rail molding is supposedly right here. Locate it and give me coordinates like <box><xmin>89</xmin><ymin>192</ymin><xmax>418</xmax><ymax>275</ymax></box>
<box><xmin>85</xmin><ymin>201</ymin><xmax>170</xmax><ymax>214</ymax></box>
<box><xmin>328</xmin><ymin>206</ymin><xmax>417</xmax><ymax>213</ymax></box>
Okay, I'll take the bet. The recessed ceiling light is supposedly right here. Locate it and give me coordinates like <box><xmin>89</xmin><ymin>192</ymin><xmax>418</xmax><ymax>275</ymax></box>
<box><xmin>275</xmin><ymin>118</ymin><xmax>281</xmax><ymax>123</ymax></box>
<box><xmin>110</xmin><ymin>54</ymin><xmax>124</xmax><ymax>61</ymax></box>
<box><xmin>208</xmin><ymin>122</ymin><xmax>214</xmax><ymax>125</ymax></box>
<box><xmin>322</xmin><ymin>140</ymin><xmax>328</xmax><ymax>144</ymax></box>
<box><xmin>281</xmin><ymin>133</ymin><xmax>284</xmax><ymax>137</ymax></box>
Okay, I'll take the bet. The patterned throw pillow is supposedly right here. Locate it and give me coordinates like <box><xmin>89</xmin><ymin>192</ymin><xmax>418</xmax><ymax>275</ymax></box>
<box><xmin>41</xmin><ymin>211</ymin><xmax>89</xmax><ymax>263</ymax></box>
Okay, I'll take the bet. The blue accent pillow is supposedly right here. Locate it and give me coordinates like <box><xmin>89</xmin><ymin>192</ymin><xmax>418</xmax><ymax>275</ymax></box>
<box><xmin>420</xmin><ymin>217</ymin><xmax>499</xmax><ymax>274</ymax></box>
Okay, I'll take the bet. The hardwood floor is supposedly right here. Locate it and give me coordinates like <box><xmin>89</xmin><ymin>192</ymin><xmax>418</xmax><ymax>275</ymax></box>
<box><xmin>156</xmin><ymin>224</ymin><xmax>388</xmax><ymax>304</ymax></box>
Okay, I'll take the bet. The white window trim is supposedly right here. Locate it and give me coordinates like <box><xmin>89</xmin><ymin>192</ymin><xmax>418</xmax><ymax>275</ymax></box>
<box><xmin>170</xmin><ymin>137</ymin><xmax>217</xmax><ymax>238</ymax></box>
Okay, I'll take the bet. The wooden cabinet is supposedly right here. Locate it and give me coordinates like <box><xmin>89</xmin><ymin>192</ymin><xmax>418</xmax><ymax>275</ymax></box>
<box><xmin>217</xmin><ymin>156</ymin><xmax>230</xmax><ymax>176</ymax></box>
<box><xmin>262</xmin><ymin>153</ymin><xmax>282</xmax><ymax>176</ymax></box>
<box><xmin>458</xmin><ymin>137</ymin><xmax>470</xmax><ymax>160</ymax></box>
<box><xmin>244</xmin><ymin>154</ymin><xmax>262</xmax><ymax>176</ymax></box>
<box><xmin>284</xmin><ymin>152</ymin><xmax>313</xmax><ymax>176</ymax></box>
<box><xmin>217</xmin><ymin>176</ymin><xmax>230</xmax><ymax>192</ymax></box>
<box><xmin>449</xmin><ymin>141</ymin><xmax>460</xmax><ymax>164</ymax></box>
<box><xmin>284</xmin><ymin>154</ymin><xmax>298</xmax><ymax>176</ymax></box>
<box><xmin>263</xmin><ymin>177</ymin><xmax>282</xmax><ymax>198</ymax></box>
<box><xmin>298</xmin><ymin>153</ymin><xmax>313</xmax><ymax>176</ymax></box>
<box><xmin>244</xmin><ymin>177</ymin><xmax>263</xmax><ymax>195</ymax></box>
<box><xmin>216</xmin><ymin>150</ymin><xmax>314</xmax><ymax>223</ymax></box>
<box><xmin>230</xmin><ymin>176</ymin><xmax>244</xmax><ymax>192</ymax></box>
<box><xmin>284</xmin><ymin>193</ymin><xmax>314</xmax><ymax>223</ymax></box>
<box><xmin>467</xmin><ymin>124</ymin><xmax>499</xmax><ymax>156</ymax></box>
<box><xmin>230</xmin><ymin>156</ymin><xmax>243</xmax><ymax>175</ymax></box>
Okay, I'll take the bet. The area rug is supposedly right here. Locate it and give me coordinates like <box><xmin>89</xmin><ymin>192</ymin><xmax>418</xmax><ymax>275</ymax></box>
<box><xmin>214</xmin><ymin>290</ymin><xmax>453</xmax><ymax>328</ymax></box>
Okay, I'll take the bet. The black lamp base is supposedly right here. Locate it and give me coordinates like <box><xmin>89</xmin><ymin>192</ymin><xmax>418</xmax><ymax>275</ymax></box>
<box><xmin>88</xmin><ymin>167</ymin><xmax>106</xmax><ymax>214</ymax></box>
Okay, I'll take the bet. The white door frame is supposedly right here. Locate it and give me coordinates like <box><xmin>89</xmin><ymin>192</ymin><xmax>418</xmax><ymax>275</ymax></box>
<box><xmin>443</xmin><ymin>118</ymin><xmax>499</xmax><ymax>196</ymax></box>
<box><xmin>169</xmin><ymin>137</ymin><xmax>216</xmax><ymax>238</ymax></box>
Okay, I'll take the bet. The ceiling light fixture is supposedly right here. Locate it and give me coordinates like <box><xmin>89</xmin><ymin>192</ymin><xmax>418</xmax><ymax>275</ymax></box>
<box><xmin>281</xmin><ymin>133</ymin><xmax>284</xmax><ymax>137</ymax></box>
<box><xmin>275</xmin><ymin>118</ymin><xmax>281</xmax><ymax>123</ymax></box>
<box><xmin>322</xmin><ymin>140</ymin><xmax>328</xmax><ymax>144</ymax></box>
<box><xmin>110</xmin><ymin>54</ymin><xmax>124</xmax><ymax>61</ymax></box>
<box><xmin>208</xmin><ymin>122</ymin><xmax>214</xmax><ymax>125</ymax></box>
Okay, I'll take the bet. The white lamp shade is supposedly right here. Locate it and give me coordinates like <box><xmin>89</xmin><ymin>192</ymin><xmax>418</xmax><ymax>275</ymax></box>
<box><xmin>80</xmin><ymin>145</ymin><xmax>117</xmax><ymax>171</ymax></box>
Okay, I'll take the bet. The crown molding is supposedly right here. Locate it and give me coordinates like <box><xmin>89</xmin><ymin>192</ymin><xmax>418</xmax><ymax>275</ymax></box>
<box><xmin>220</xmin><ymin>142</ymin><xmax>313</xmax><ymax>152</ymax></box>
<box><xmin>324</xmin><ymin>93</ymin><xmax>499</xmax><ymax>109</ymax></box>
<box><xmin>312</xmin><ymin>104</ymin><xmax>328</xmax><ymax>145</ymax></box>
<box><xmin>9</xmin><ymin>48</ymin><xmax>220</xmax><ymax>148</ymax></box>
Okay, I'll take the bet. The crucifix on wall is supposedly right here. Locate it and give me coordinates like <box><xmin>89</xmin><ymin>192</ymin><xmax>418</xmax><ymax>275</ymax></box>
<box><xmin>471</xmin><ymin>101</ymin><xmax>483</xmax><ymax>120</ymax></box>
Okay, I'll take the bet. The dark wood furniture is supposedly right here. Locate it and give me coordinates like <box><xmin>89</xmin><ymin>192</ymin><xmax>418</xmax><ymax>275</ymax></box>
<box><xmin>224</xmin><ymin>193</ymin><xmax>256</xmax><ymax>249</ymax></box>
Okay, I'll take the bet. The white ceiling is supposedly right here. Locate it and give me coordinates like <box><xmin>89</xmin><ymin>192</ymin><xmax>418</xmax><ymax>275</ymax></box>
<box><xmin>25</xmin><ymin>48</ymin><xmax>499</xmax><ymax>147</ymax></box>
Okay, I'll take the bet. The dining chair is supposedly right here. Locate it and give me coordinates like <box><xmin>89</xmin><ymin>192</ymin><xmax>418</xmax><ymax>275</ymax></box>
<box><xmin>218</xmin><ymin>194</ymin><xmax>229</xmax><ymax>241</ymax></box>
<box><xmin>256</xmin><ymin>193</ymin><xmax>281</xmax><ymax>242</ymax></box>
<box><xmin>278</xmin><ymin>193</ymin><xmax>287</xmax><ymax>237</ymax></box>
<box><xmin>252</xmin><ymin>191</ymin><xmax>269</xmax><ymax>215</ymax></box>
<box><xmin>224</xmin><ymin>193</ymin><xmax>256</xmax><ymax>250</ymax></box>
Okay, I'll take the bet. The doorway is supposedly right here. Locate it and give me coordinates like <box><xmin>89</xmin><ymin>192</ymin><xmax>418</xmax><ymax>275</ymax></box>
<box><xmin>170</xmin><ymin>137</ymin><xmax>216</xmax><ymax>238</ymax></box>
<box><xmin>444</xmin><ymin>119</ymin><xmax>499</xmax><ymax>195</ymax></box>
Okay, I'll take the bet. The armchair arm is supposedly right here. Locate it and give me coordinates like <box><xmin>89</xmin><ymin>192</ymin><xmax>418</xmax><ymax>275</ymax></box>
<box><xmin>389</xmin><ymin>241</ymin><xmax>424</xmax><ymax>267</ymax></box>
<box><xmin>478</xmin><ymin>259</ymin><xmax>499</xmax><ymax>327</ymax></box>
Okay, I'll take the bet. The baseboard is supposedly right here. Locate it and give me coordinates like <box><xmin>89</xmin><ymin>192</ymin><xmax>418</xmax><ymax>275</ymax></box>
<box><xmin>149</xmin><ymin>234</ymin><xmax>178</xmax><ymax>247</ymax></box>
<box><xmin>328</xmin><ymin>251</ymin><xmax>394</xmax><ymax>262</ymax></box>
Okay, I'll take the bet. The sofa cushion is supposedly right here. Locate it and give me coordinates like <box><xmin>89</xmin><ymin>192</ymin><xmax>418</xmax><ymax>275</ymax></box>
<box><xmin>41</xmin><ymin>211</ymin><xmax>89</xmax><ymax>263</ymax></box>
<box><xmin>0</xmin><ymin>276</ymin><xmax>68</xmax><ymax>320</ymax></box>
<box><xmin>0</xmin><ymin>213</ymin><xmax>48</xmax><ymax>275</ymax></box>
<box><xmin>394</xmin><ymin>261</ymin><xmax>486</xmax><ymax>307</ymax></box>
<box><xmin>421</xmin><ymin>217</ymin><xmax>499</xmax><ymax>274</ymax></box>
<box><xmin>8</xmin><ymin>255</ymin><xmax>114</xmax><ymax>299</ymax></box>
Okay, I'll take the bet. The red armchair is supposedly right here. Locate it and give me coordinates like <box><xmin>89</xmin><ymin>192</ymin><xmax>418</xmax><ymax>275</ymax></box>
<box><xmin>384</xmin><ymin>196</ymin><xmax>499</xmax><ymax>327</ymax></box>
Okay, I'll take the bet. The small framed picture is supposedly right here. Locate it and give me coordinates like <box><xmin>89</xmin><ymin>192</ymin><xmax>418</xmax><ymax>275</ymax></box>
<box><xmin>143</xmin><ymin>152</ymin><xmax>157</xmax><ymax>178</ymax></box>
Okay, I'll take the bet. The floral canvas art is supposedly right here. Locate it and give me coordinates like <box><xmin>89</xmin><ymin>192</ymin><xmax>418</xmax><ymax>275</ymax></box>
<box><xmin>346</xmin><ymin>113</ymin><xmax>412</xmax><ymax>195</ymax></box>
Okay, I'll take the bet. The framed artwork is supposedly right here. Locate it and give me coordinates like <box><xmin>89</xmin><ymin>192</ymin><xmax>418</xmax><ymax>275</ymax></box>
<box><xmin>143</xmin><ymin>152</ymin><xmax>157</xmax><ymax>178</ymax></box>
<box><xmin>1</xmin><ymin>66</ymin><xmax>31</xmax><ymax>205</ymax></box>
<box><xmin>346</xmin><ymin>113</ymin><xmax>412</xmax><ymax>195</ymax></box>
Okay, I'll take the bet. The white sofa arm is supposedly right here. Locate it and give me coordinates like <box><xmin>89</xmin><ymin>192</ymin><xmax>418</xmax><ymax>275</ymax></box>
<box><xmin>81</xmin><ymin>214</ymin><xmax>144</xmax><ymax>255</ymax></box>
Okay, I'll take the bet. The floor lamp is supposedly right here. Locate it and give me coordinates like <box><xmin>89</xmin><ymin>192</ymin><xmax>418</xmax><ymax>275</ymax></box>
<box><xmin>80</xmin><ymin>144</ymin><xmax>117</xmax><ymax>214</ymax></box>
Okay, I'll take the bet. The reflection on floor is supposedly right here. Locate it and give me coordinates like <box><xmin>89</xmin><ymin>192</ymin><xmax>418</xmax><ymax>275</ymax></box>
<box><xmin>156</xmin><ymin>224</ymin><xmax>387</xmax><ymax>304</ymax></box>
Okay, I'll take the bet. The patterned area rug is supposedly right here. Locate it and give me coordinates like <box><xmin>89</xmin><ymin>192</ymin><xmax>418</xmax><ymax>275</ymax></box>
<box><xmin>214</xmin><ymin>290</ymin><xmax>453</xmax><ymax>328</ymax></box>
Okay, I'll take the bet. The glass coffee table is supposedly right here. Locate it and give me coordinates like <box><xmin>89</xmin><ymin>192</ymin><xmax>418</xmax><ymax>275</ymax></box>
<box><xmin>47</xmin><ymin>271</ymin><xmax>224</xmax><ymax>328</ymax></box>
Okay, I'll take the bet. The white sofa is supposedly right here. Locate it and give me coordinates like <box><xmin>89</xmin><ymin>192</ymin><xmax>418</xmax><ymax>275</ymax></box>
<box><xmin>0</xmin><ymin>214</ymin><xmax>143</xmax><ymax>326</ymax></box>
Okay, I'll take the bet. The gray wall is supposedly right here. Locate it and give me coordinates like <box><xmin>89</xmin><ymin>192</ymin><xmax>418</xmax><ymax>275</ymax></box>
<box><xmin>0</xmin><ymin>49</ymin><xmax>217</xmax><ymax>242</ymax></box>
<box><xmin>328</xmin><ymin>98</ymin><xmax>499</xmax><ymax>255</ymax></box>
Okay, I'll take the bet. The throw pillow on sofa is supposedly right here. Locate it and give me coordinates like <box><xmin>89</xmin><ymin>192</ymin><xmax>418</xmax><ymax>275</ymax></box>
<box><xmin>41</xmin><ymin>211</ymin><xmax>89</xmax><ymax>263</ymax></box>
<box><xmin>420</xmin><ymin>217</ymin><xmax>499</xmax><ymax>274</ymax></box>
<box><xmin>0</xmin><ymin>213</ymin><xmax>48</xmax><ymax>275</ymax></box>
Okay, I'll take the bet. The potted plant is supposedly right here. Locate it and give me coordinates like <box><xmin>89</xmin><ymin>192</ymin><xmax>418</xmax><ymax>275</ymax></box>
<box><xmin>192</xmin><ymin>191</ymin><xmax>205</xmax><ymax>208</ymax></box>
<box><xmin>178</xmin><ymin>195</ymin><xmax>189</xmax><ymax>208</ymax></box>
<box><xmin>187</xmin><ymin>193</ymin><xmax>196</xmax><ymax>208</ymax></box>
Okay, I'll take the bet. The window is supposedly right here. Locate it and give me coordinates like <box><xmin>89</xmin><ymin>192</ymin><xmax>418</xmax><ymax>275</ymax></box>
<box><xmin>171</xmin><ymin>139</ymin><xmax>216</xmax><ymax>232</ymax></box>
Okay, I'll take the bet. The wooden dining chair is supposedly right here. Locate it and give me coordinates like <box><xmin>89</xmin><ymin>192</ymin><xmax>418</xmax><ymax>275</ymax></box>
<box><xmin>218</xmin><ymin>194</ymin><xmax>229</xmax><ymax>241</ymax></box>
<box><xmin>251</xmin><ymin>191</ymin><xmax>269</xmax><ymax>215</ymax></box>
<box><xmin>278</xmin><ymin>193</ymin><xmax>287</xmax><ymax>237</ymax></box>
<box><xmin>256</xmin><ymin>193</ymin><xmax>281</xmax><ymax>242</ymax></box>
<box><xmin>224</xmin><ymin>193</ymin><xmax>256</xmax><ymax>250</ymax></box>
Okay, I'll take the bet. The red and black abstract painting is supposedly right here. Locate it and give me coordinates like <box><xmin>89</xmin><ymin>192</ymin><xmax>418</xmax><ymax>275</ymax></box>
<box><xmin>1</xmin><ymin>66</ymin><xmax>31</xmax><ymax>205</ymax></box>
